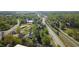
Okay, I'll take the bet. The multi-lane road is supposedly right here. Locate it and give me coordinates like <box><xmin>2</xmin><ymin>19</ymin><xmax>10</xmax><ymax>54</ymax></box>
<box><xmin>41</xmin><ymin>15</ymin><xmax>79</xmax><ymax>47</ymax></box>
<box><xmin>42</xmin><ymin>17</ymin><xmax>65</xmax><ymax>47</ymax></box>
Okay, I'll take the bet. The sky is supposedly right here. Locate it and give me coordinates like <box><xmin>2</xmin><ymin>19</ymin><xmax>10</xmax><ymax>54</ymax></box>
<box><xmin>0</xmin><ymin>0</ymin><xmax>79</xmax><ymax>11</ymax></box>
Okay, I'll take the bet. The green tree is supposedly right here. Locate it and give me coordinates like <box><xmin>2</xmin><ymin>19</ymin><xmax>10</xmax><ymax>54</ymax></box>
<box><xmin>3</xmin><ymin>35</ymin><xmax>22</xmax><ymax>46</ymax></box>
<box><xmin>42</xmin><ymin>35</ymin><xmax>51</xmax><ymax>46</ymax></box>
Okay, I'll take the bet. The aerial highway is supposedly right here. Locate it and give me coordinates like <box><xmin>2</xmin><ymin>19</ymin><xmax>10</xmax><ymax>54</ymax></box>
<box><xmin>42</xmin><ymin>16</ymin><xmax>65</xmax><ymax>47</ymax></box>
<box><xmin>41</xmin><ymin>15</ymin><xmax>79</xmax><ymax>47</ymax></box>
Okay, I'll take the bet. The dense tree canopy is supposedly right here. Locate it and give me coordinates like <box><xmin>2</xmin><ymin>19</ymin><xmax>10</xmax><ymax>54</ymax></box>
<box><xmin>0</xmin><ymin>16</ymin><xmax>17</xmax><ymax>31</ymax></box>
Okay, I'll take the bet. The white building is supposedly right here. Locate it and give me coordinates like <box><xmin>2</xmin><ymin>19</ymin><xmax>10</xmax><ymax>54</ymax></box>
<box><xmin>25</xmin><ymin>18</ymin><xmax>33</xmax><ymax>23</ymax></box>
<box><xmin>27</xmin><ymin>19</ymin><xmax>33</xmax><ymax>23</ymax></box>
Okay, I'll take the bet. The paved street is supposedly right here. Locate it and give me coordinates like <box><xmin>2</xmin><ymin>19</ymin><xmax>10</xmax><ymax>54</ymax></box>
<box><xmin>42</xmin><ymin>16</ymin><xmax>65</xmax><ymax>47</ymax></box>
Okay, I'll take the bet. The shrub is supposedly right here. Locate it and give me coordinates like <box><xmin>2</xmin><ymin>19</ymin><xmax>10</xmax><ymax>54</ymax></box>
<box><xmin>3</xmin><ymin>35</ymin><xmax>22</xmax><ymax>46</ymax></box>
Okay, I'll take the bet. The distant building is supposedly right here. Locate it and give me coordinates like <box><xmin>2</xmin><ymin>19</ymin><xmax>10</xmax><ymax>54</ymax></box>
<box><xmin>18</xmin><ymin>33</ymin><xmax>25</xmax><ymax>39</ymax></box>
<box><xmin>11</xmin><ymin>31</ymin><xmax>16</xmax><ymax>34</ymax></box>
<box><xmin>28</xmin><ymin>28</ymin><xmax>33</xmax><ymax>39</ymax></box>
<box><xmin>28</xmin><ymin>32</ymin><xmax>33</xmax><ymax>39</ymax></box>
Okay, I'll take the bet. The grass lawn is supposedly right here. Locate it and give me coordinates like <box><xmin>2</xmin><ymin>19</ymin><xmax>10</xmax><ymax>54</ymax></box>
<box><xmin>20</xmin><ymin>23</ymin><xmax>35</xmax><ymax>35</ymax></box>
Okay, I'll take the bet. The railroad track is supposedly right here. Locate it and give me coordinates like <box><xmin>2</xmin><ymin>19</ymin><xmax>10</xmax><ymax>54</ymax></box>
<box><xmin>46</xmin><ymin>19</ymin><xmax>79</xmax><ymax>47</ymax></box>
<box><xmin>58</xmin><ymin>29</ymin><xmax>79</xmax><ymax>47</ymax></box>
